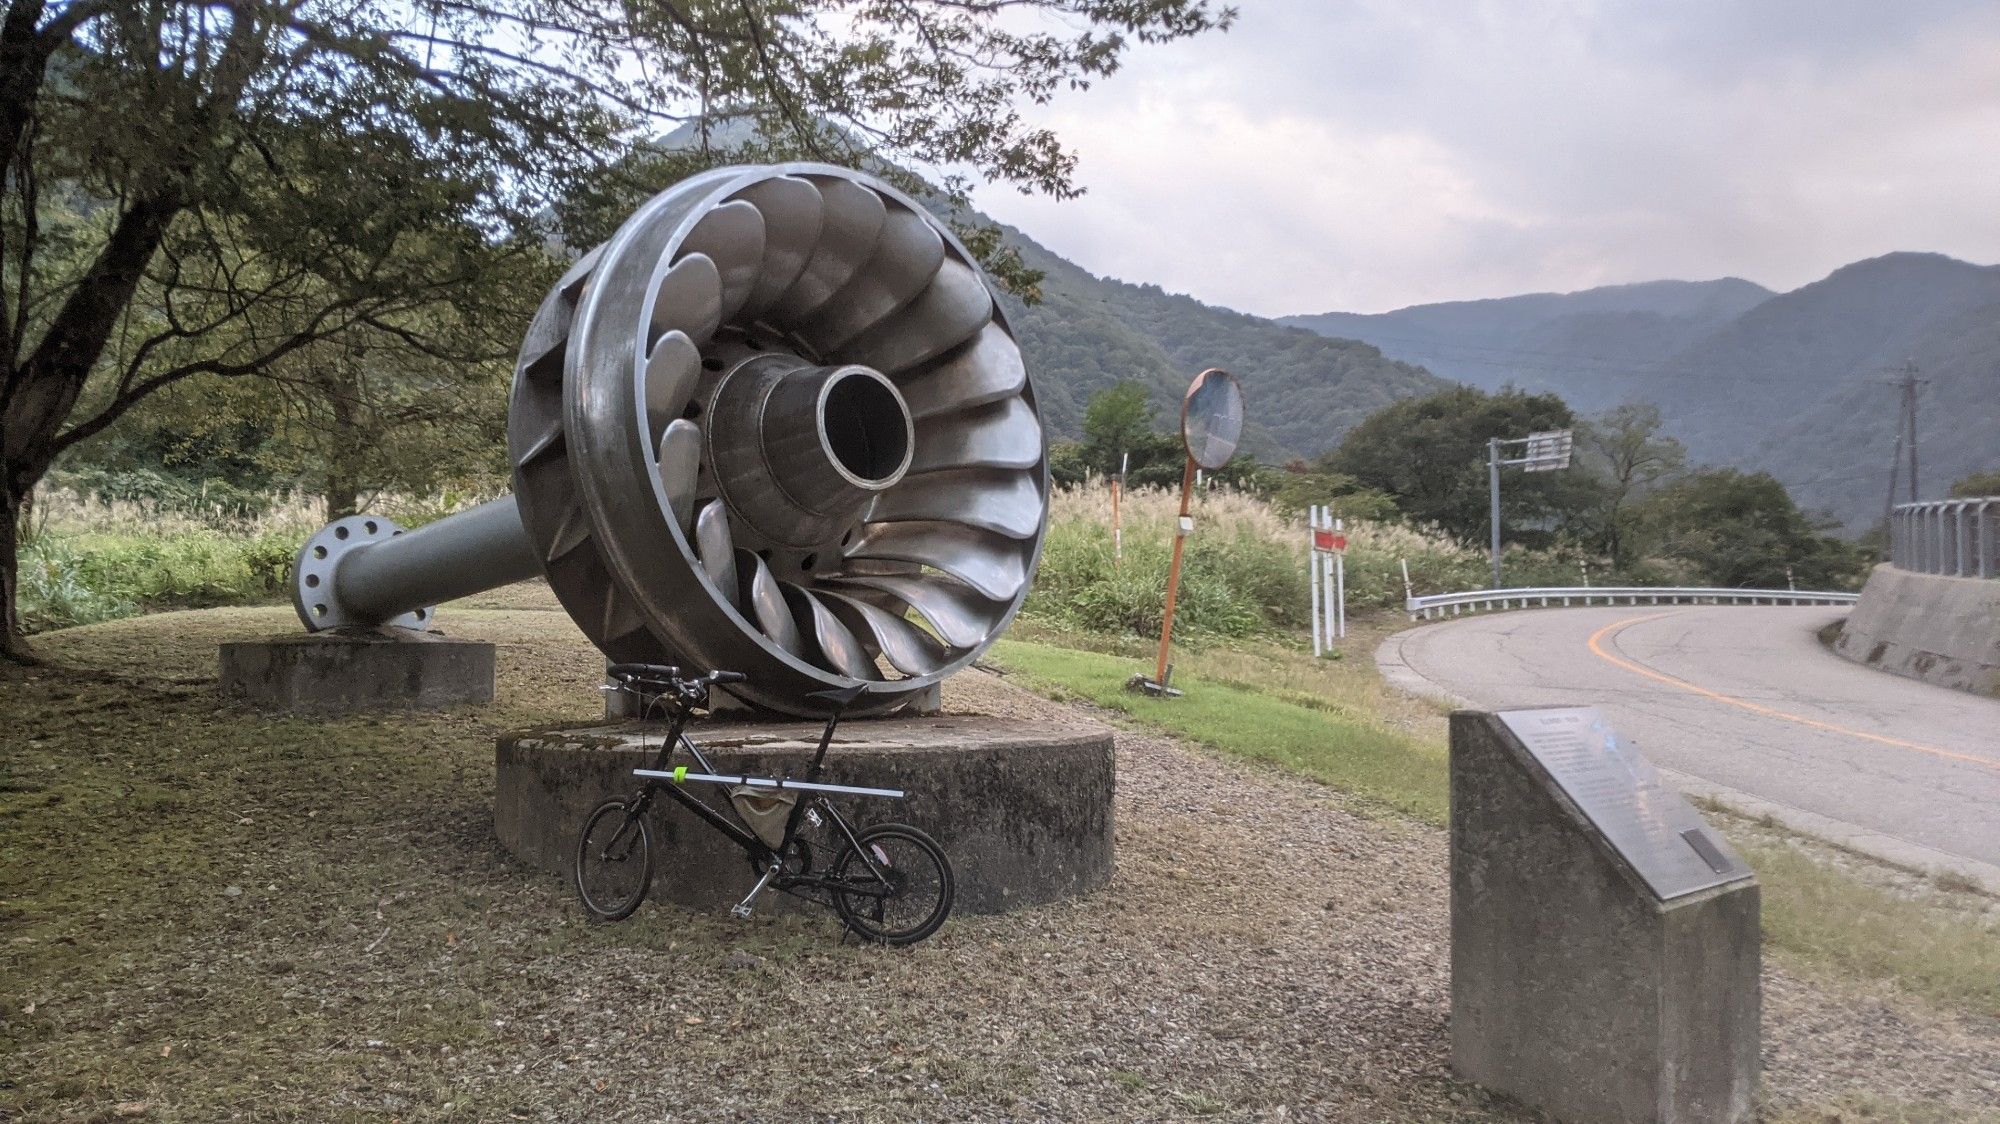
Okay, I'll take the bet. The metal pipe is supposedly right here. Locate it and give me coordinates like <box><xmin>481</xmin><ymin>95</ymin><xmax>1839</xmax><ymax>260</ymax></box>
<box><xmin>338</xmin><ymin>497</ymin><xmax>541</xmax><ymax>619</ymax></box>
<box><xmin>294</xmin><ymin>497</ymin><xmax>542</xmax><ymax>630</ymax></box>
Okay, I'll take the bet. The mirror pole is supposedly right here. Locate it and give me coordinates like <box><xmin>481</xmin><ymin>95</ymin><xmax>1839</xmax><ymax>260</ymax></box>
<box><xmin>1153</xmin><ymin>454</ymin><xmax>1198</xmax><ymax>685</ymax></box>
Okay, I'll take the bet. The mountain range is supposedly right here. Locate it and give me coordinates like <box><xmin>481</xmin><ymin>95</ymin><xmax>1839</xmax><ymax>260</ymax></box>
<box><xmin>1278</xmin><ymin>252</ymin><xmax>2000</xmax><ymax>528</ymax></box>
<box><xmin>637</xmin><ymin>128</ymin><xmax>1995</xmax><ymax>530</ymax></box>
<box><xmin>992</xmin><ymin>221</ymin><xmax>1443</xmax><ymax>461</ymax></box>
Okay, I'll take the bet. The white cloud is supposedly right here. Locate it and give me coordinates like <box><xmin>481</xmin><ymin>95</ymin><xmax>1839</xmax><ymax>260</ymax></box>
<box><xmin>966</xmin><ymin>0</ymin><xmax>2000</xmax><ymax>314</ymax></box>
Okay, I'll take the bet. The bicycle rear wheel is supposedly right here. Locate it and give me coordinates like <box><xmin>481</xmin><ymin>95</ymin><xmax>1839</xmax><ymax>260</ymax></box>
<box><xmin>832</xmin><ymin>824</ymin><xmax>954</xmax><ymax>945</ymax></box>
<box><xmin>574</xmin><ymin>798</ymin><xmax>654</xmax><ymax>921</ymax></box>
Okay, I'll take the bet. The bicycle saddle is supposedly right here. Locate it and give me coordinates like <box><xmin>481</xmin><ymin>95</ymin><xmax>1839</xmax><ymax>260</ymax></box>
<box><xmin>805</xmin><ymin>682</ymin><xmax>870</xmax><ymax>709</ymax></box>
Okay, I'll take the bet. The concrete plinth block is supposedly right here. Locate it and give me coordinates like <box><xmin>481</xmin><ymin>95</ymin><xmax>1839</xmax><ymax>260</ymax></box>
<box><xmin>497</xmin><ymin>712</ymin><xmax>1115</xmax><ymax>915</ymax></box>
<box><xmin>218</xmin><ymin>628</ymin><xmax>496</xmax><ymax>713</ymax></box>
<box><xmin>1450</xmin><ymin>709</ymin><xmax>1760</xmax><ymax>1124</ymax></box>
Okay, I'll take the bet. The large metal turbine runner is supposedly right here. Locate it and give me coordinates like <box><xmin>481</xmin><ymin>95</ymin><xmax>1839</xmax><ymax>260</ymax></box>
<box><xmin>291</xmin><ymin>164</ymin><xmax>1049</xmax><ymax>716</ymax></box>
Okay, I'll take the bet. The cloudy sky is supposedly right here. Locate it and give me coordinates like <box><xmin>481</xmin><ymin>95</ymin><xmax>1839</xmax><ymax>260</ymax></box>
<box><xmin>969</xmin><ymin>0</ymin><xmax>2000</xmax><ymax>316</ymax></box>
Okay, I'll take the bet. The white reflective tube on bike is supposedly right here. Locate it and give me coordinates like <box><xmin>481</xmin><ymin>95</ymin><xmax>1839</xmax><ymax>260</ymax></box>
<box><xmin>632</xmin><ymin>769</ymin><xmax>905</xmax><ymax>799</ymax></box>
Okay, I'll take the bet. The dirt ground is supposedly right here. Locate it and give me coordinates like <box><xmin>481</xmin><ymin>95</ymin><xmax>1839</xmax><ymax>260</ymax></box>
<box><xmin>3</xmin><ymin>604</ymin><xmax>1997</xmax><ymax>1121</ymax></box>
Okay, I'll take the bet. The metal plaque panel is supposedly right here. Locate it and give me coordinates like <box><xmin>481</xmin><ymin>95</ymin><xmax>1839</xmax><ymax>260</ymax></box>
<box><xmin>1496</xmin><ymin>706</ymin><xmax>1752</xmax><ymax>900</ymax></box>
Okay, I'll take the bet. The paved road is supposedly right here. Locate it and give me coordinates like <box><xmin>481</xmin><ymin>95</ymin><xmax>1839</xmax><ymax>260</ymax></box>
<box><xmin>1379</xmin><ymin>605</ymin><xmax>2000</xmax><ymax>883</ymax></box>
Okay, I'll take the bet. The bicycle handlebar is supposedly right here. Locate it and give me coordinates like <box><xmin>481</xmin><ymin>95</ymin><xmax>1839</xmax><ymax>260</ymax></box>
<box><xmin>607</xmin><ymin>664</ymin><xmax>746</xmax><ymax>691</ymax></box>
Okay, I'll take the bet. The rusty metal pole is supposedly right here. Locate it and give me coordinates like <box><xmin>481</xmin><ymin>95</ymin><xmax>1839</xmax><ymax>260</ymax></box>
<box><xmin>1153</xmin><ymin>455</ymin><xmax>1197</xmax><ymax>686</ymax></box>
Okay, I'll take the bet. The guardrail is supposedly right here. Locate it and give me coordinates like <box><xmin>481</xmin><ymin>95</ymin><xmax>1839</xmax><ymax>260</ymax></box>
<box><xmin>1406</xmin><ymin>586</ymin><xmax>1859</xmax><ymax>621</ymax></box>
<box><xmin>1889</xmin><ymin>497</ymin><xmax>1997</xmax><ymax>579</ymax></box>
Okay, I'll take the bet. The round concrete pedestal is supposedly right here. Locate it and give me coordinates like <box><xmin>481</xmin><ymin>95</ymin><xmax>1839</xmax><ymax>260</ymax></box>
<box><xmin>496</xmin><ymin>712</ymin><xmax>1115</xmax><ymax>915</ymax></box>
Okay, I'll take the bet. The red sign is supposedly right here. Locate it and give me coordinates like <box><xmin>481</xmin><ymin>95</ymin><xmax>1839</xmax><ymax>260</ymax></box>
<box><xmin>1313</xmin><ymin>530</ymin><xmax>1347</xmax><ymax>553</ymax></box>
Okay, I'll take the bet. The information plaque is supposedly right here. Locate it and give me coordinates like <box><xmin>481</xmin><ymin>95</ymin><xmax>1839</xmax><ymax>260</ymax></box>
<box><xmin>1497</xmin><ymin>706</ymin><xmax>1753</xmax><ymax>900</ymax></box>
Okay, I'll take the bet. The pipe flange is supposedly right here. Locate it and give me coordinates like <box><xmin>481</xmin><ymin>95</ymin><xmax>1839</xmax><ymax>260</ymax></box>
<box><xmin>292</xmin><ymin>515</ymin><xmax>431</xmax><ymax>631</ymax></box>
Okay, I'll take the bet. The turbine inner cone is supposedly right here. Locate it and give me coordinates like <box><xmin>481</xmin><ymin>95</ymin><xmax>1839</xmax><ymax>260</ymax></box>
<box><xmin>709</xmin><ymin>354</ymin><xmax>914</xmax><ymax>549</ymax></box>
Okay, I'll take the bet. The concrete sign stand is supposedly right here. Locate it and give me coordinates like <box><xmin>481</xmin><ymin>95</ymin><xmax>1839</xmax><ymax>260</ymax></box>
<box><xmin>1450</xmin><ymin>707</ymin><xmax>1760</xmax><ymax>1124</ymax></box>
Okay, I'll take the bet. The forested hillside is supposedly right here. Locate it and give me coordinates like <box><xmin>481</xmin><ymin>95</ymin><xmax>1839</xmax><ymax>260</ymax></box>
<box><xmin>1285</xmin><ymin>254</ymin><xmax>2000</xmax><ymax>527</ymax></box>
<box><xmin>1280</xmin><ymin>278</ymin><xmax>1772</xmax><ymax>411</ymax></box>
<box><xmin>993</xmin><ymin>220</ymin><xmax>1446</xmax><ymax>459</ymax></box>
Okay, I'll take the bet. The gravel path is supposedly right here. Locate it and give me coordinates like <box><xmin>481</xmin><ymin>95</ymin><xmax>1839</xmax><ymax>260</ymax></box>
<box><xmin>7</xmin><ymin>607</ymin><xmax>1996</xmax><ymax>1121</ymax></box>
<box><xmin>481</xmin><ymin>670</ymin><xmax>2000</xmax><ymax>1121</ymax></box>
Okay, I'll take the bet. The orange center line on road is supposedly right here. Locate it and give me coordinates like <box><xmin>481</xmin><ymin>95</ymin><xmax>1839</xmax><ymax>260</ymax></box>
<box><xmin>1586</xmin><ymin>611</ymin><xmax>2000</xmax><ymax>773</ymax></box>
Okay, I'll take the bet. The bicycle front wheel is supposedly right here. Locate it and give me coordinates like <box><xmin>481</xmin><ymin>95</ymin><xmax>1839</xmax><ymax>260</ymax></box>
<box><xmin>574</xmin><ymin>798</ymin><xmax>654</xmax><ymax>922</ymax></box>
<box><xmin>832</xmin><ymin>824</ymin><xmax>954</xmax><ymax>945</ymax></box>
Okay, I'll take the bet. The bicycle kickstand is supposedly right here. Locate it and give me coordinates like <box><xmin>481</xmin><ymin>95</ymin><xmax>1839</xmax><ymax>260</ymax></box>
<box><xmin>730</xmin><ymin>862</ymin><xmax>784</xmax><ymax>919</ymax></box>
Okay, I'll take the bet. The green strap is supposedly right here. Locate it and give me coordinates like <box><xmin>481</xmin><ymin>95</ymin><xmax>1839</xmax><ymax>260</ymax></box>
<box><xmin>672</xmin><ymin>765</ymin><xmax>687</xmax><ymax>783</ymax></box>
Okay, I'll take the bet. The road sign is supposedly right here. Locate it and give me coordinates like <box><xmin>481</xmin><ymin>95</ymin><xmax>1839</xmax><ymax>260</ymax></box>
<box><xmin>1313</xmin><ymin>529</ymin><xmax>1347</xmax><ymax>553</ymax></box>
<box><xmin>1519</xmin><ymin>429</ymin><xmax>1574</xmax><ymax>472</ymax></box>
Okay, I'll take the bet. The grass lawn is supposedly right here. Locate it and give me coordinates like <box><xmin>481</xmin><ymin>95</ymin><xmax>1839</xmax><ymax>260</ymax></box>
<box><xmin>990</xmin><ymin>639</ymin><xmax>1446</xmax><ymax>823</ymax></box>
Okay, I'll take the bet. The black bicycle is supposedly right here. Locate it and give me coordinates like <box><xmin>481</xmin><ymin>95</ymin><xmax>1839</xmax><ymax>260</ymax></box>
<box><xmin>573</xmin><ymin>663</ymin><xmax>954</xmax><ymax>945</ymax></box>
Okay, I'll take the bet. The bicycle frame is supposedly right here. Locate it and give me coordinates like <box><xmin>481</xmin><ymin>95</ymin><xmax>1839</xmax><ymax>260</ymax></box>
<box><xmin>615</xmin><ymin>684</ymin><xmax>900</xmax><ymax>900</ymax></box>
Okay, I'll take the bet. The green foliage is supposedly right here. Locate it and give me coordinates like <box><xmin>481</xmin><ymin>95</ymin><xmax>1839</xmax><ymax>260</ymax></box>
<box><xmin>49</xmin><ymin>466</ymin><xmax>277</xmax><ymax>521</ymax></box>
<box><xmin>1028</xmin><ymin>516</ymin><xmax>1302</xmax><ymax>640</ymax></box>
<box><xmin>18</xmin><ymin>529</ymin><xmax>294</xmax><ymax>632</ymax></box>
<box><xmin>1081</xmin><ymin>382</ymin><xmax>1161</xmax><ymax>467</ymax></box>
<box><xmin>1322</xmin><ymin>385</ymin><xmax>1590</xmax><ymax>546</ymax></box>
<box><xmin>1263</xmin><ymin>466</ymin><xmax>1399</xmax><ymax>521</ymax></box>
<box><xmin>1636</xmin><ymin>469</ymin><xmax>1866</xmax><ymax>589</ymax></box>
<box><xmin>1574</xmin><ymin>403</ymin><xmax>1688</xmax><ymax>568</ymax></box>
<box><xmin>1950</xmin><ymin>468</ymin><xmax>2000</xmax><ymax>498</ymax></box>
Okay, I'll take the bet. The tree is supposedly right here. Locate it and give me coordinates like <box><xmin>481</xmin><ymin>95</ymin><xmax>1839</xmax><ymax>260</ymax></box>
<box><xmin>1322</xmin><ymin>385</ymin><xmax>1585</xmax><ymax>544</ymax></box>
<box><xmin>1636</xmin><ymin>469</ymin><xmax>1864</xmax><ymax>589</ymax></box>
<box><xmin>1080</xmin><ymin>381</ymin><xmax>1156</xmax><ymax>471</ymax></box>
<box><xmin>1950</xmin><ymin>468</ymin><xmax>2000</xmax><ymax>498</ymax></box>
<box><xmin>0</xmin><ymin>0</ymin><xmax>1234</xmax><ymax>661</ymax></box>
<box><xmin>1577</xmin><ymin>403</ymin><xmax>1686</xmax><ymax>567</ymax></box>
<box><xmin>1073</xmin><ymin>380</ymin><xmax>1181</xmax><ymax>484</ymax></box>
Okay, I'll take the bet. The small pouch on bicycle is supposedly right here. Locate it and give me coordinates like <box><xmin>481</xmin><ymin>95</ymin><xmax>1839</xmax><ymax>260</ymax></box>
<box><xmin>728</xmin><ymin>787</ymin><xmax>799</xmax><ymax>849</ymax></box>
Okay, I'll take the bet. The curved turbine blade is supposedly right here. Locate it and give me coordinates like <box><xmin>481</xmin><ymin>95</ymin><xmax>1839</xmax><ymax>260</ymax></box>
<box><xmin>908</xmin><ymin>395</ymin><xmax>1042</xmax><ymax>474</ymax></box>
<box><xmin>896</xmin><ymin>324</ymin><xmax>1028</xmax><ymax>421</ymax></box>
<box><xmin>844</xmin><ymin>521</ymin><xmax>1027</xmax><ymax>601</ymax></box>
<box><xmin>693</xmin><ymin>499</ymin><xmax>739</xmax><ymax>609</ymax></box>
<box><xmin>785</xmin><ymin>584</ymin><xmax>878</xmax><ymax>679</ymax></box>
<box><xmin>657</xmin><ymin>419</ymin><xmax>702</xmax><ymax>530</ymax></box>
<box><xmin>740</xmin><ymin>550</ymin><xmax>804</xmax><ymax>656</ymax></box>
<box><xmin>677</xmin><ymin>199</ymin><xmax>765</xmax><ymax>321</ymax></box>
<box><xmin>643</xmin><ymin>330</ymin><xmax>700</xmax><ymax>438</ymax></box>
<box><xmin>649</xmin><ymin>253</ymin><xmax>723</xmax><ymax>347</ymax></box>
<box><xmin>839</xmin><ymin>258</ymin><xmax>993</xmax><ymax>376</ymax></box>
<box><xmin>825</xmin><ymin>572</ymin><xmax>1000</xmax><ymax>650</ymax></box>
<box><xmin>820</xmin><ymin>591</ymin><xmax>948</xmax><ymax>677</ymax></box>
<box><xmin>865</xmin><ymin>469</ymin><xmax>1043</xmax><ymax>539</ymax></box>
<box><xmin>730</xmin><ymin>175</ymin><xmax>824</xmax><ymax>317</ymax></box>
<box><xmin>770</xmin><ymin>177</ymin><xmax>888</xmax><ymax>322</ymax></box>
<box><xmin>796</xmin><ymin>205</ymin><xmax>945</xmax><ymax>356</ymax></box>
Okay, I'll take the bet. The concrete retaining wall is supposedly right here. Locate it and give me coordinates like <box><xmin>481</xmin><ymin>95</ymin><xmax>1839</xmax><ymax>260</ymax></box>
<box><xmin>1834</xmin><ymin>564</ymin><xmax>2000</xmax><ymax>696</ymax></box>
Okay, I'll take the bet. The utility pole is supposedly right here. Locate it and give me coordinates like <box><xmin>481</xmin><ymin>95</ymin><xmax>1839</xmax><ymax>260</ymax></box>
<box><xmin>1883</xmin><ymin>362</ymin><xmax>1926</xmax><ymax>521</ymax></box>
<box><xmin>1893</xmin><ymin>361</ymin><xmax>1924</xmax><ymax>502</ymax></box>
